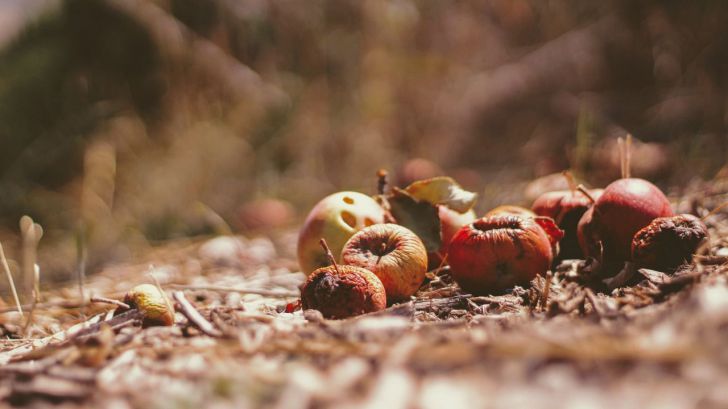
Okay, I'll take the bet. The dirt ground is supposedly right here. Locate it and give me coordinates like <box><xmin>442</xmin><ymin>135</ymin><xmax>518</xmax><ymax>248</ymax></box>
<box><xmin>2</xmin><ymin>180</ymin><xmax>728</xmax><ymax>409</ymax></box>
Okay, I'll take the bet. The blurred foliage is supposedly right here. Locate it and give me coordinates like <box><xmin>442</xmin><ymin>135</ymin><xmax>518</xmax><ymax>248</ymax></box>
<box><xmin>0</xmin><ymin>0</ymin><xmax>727</xmax><ymax>277</ymax></box>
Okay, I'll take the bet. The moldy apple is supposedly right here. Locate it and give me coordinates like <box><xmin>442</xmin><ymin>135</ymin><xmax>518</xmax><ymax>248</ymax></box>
<box><xmin>300</xmin><ymin>264</ymin><xmax>386</xmax><ymax>319</ymax></box>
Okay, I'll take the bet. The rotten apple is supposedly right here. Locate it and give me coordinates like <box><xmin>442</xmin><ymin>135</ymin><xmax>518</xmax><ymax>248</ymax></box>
<box><xmin>448</xmin><ymin>215</ymin><xmax>554</xmax><ymax>294</ymax></box>
<box><xmin>631</xmin><ymin>214</ymin><xmax>708</xmax><ymax>272</ymax></box>
<box><xmin>341</xmin><ymin>223</ymin><xmax>428</xmax><ymax>301</ymax></box>
<box><xmin>301</xmin><ymin>264</ymin><xmax>387</xmax><ymax>319</ymax></box>
<box><xmin>532</xmin><ymin>187</ymin><xmax>603</xmax><ymax>259</ymax></box>
<box><xmin>297</xmin><ymin>191</ymin><xmax>386</xmax><ymax>275</ymax></box>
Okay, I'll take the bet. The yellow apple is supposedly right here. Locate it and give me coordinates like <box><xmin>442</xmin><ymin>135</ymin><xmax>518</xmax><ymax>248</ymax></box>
<box><xmin>297</xmin><ymin>191</ymin><xmax>386</xmax><ymax>275</ymax></box>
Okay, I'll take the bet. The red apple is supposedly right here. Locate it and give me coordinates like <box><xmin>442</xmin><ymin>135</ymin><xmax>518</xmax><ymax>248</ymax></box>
<box><xmin>341</xmin><ymin>224</ymin><xmax>428</xmax><ymax>302</ymax></box>
<box><xmin>448</xmin><ymin>215</ymin><xmax>553</xmax><ymax>294</ymax></box>
<box><xmin>532</xmin><ymin>188</ymin><xmax>603</xmax><ymax>259</ymax></box>
<box><xmin>578</xmin><ymin>178</ymin><xmax>673</xmax><ymax>266</ymax></box>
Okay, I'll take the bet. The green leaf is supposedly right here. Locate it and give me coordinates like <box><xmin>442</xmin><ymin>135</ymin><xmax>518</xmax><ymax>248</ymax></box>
<box><xmin>388</xmin><ymin>188</ymin><xmax>441</xmax><ymax>253</ymax></box>
<box><xmin>404</xmin><ymin>176</ymin><xmax>477</xmax><ymax>213</ymax></box>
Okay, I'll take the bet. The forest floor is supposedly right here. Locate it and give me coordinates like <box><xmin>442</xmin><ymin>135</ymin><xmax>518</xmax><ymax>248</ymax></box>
<box><xmin>2</xmin><ymin>183</ymin><xmax>728</xmax><ymax>409</ymax></box>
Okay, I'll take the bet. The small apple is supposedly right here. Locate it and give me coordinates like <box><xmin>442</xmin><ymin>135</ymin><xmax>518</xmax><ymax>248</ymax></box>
<box><xmin>123</xmin><ymin>284</ymin><xmax>175</xmax><ymax>327</ymax></box>
<box><xmin>631</xmin><ymin>214</ymin><xmax>708</xmax><ymax>271</ymax></box>
<box><xmin>578</xmin><ymin>178</ymin><xmax>673</xmax><ymax>266</ymax></box>
<box><xmin>448</xmin><ymin>215</ymin><xmax>553</xmax><ymax>294</ymax></box>
<box><xmin>301</xmin><ymin>264</ymin><xmax>386</xmax><ymax>319</ymax></box>
<box><xmin>297</xmin><ymin>192</ymin><xmax>386</xmax><ymax>275</ymax></box>
<box><xmin>485</xmin><ymin>205</ymin><xmax>535</xmax><ymax>218</ymax></box>
<box><xmin>532</xmin><ymin>188</ymin><xmax>603</xmax><ymax>259</ymax></box>
<box><xmin>341</xmin><ymin>223</ymin><xmax>427</xmax><ymax>301</ymax></box>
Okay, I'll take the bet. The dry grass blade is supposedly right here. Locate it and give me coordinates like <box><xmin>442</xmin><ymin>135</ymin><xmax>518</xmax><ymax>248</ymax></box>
<box><xmin>0</xmin><ymin>242</ymin><xmax>22</xmax><ymax>314</ymax></box>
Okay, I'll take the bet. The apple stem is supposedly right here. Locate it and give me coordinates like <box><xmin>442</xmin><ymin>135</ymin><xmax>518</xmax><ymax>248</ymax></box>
<box><xmin>562</xmin><ymin>170</ymin><xmax>578</xmax><ymax>194</ymax></box>
<box><xmin>576</xmin><ymin>184</ymin><xmax>596</xmax><ymax>204</ymax></box>
<box><xmin>377</xmin><ymin>169</ymin><xmax>389</xmax><ymax>195</ymax></box>
<box><xmin>376</xmin><ymin>242</ymin><xmax>387</xmax><ymax>265</ymax></box>
<box><xmin>701</xmin><ymin>201</ymin><xmax>728</xmax><ymax>222</ymax></box>
<box><xmin>618</xmin><ymin>134</ymin><xmax>632</xmax><ymax>179</ymax></box>
<box><xmin>319</xmin><ymin>238</ymin><xmax>341</xmax><ymax>275</ymax></box>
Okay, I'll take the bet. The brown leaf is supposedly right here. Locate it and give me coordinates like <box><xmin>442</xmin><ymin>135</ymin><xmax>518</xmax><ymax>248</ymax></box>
<box><xmin>388</xmin><ymin>189</ymin><xmax>442</xmax><ymax>253</ymax></box>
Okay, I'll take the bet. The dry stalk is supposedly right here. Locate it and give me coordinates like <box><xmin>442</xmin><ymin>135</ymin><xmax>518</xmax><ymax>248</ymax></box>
<box><xmin>0</xmin><ymin>242</ymin><xmax>22</xmax><ymax>314</ymax></box>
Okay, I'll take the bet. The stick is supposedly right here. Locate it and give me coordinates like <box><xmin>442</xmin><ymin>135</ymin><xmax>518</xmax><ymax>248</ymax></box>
<box><xmin>90</xmin><ymin>296</ymin><xmax>130</xmax><ymax>310</ymax></box>
<box><xmin>562</xmin><ymin>171</ymin><xmax>577</xmax><ymax>194</ymax></box>
<box><xmin>0</xmin><ymin>243</ymin><xmax>22</xmax><ymax>314</ymax></box>
<box><xmin>167</xmin><ymin>284</ymin><xmax>298</xmax><ymax>298</ymax></box>
<box><xmin>377</xmin><ymin>169</ymin><xmax>389</xmax><ymax>195</ymax></box>
<box><xmin>172</xmin><ymin>291</ymin><xmax>223</xmax><ymax>337</ymax></box>
<box><xmin>625</xmin><ymin>134</ymin><xmax>632</xmax><ymax>179</ymax></box>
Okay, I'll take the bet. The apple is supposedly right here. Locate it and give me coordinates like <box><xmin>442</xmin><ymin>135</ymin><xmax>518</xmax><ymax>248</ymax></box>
<box><xmin>448</xmin><ymin>215</ymin><xmax>553</xmax><ymax>294</ymax></box>
<box><xmin>297</xmin><ymin>192</ymin><xmax>386</xmax><ymax>275</ymax></box>
<box><xmin>485</xmin><ymin>205</ymin><xmax>535</xmax><ymax>218</ymax></box>
<box><xmin>631</xmin><ymin>214</ymin><xmax>708</xmax><ymax>271</ymax></box>
<box><xmin>578</xmin><ymin>178</ymin><xmax>673</xmax><ymax>266</ymax></box>
<box><xmin>301</xmin><ymin>264</ymin><xmax>386</xmax><ymax>319</ymax></box>
<box><xmin>532</xmin><ymin>188</ymin><xmax>603</xmax><ymax>259</ymax></box>
<box><xmin>123</xmin><ymin>284</ymin><xmax>175</xmax><ymax>327</ymax></box>
<box><xmin>341</xmin><ymin>223</ymin><xmax>427</xmax><ymax>301</ymax></box>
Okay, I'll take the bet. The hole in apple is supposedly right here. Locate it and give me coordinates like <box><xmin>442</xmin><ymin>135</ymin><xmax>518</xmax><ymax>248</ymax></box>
<box><xmin>343</xmin><ymin>196</ymin><xmax>354</xmax><ymax>205</ymax></box>
<box><xmin>364</xmin><ymin>218</ymin><xmax>376</xmax><ymax>227</ymax></box>
<box><xmin>341</xmin><ymin>211</ymin><xmax>357</xmax><ymax>229</ymax></box>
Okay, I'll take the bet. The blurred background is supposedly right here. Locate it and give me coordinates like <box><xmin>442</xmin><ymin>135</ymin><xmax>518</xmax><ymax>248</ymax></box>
<box><xmin>1</xmin><ymin>0</ymin><xmax>727</xmax><ymax>281</ymax></box>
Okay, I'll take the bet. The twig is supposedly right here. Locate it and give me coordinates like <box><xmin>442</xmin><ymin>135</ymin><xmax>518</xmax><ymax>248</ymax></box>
<box><xmin>76</xmin><ymin>226</ymin><xmax>87</xmax><ymax>318</ymax></box>
<box><xmin>540</xmin><ymin>271</ymin><xmax>553</xmax><ymax>311</ymax></box>
<box><xmin>167</xmin><ymin>284</ymin><xmax>298</xmax><ymax>298</ymax></box>
<box><xmin>172</xmin><ymin>291</ymin><xmax>223</xmax><ymax>337</ymax></box>
<box><xmin>90</xmin><ymin>296</ymin><xmax>130</xmax><ymax>310</ymax></box>
<box><xmin>0</xmin><ymin>243</ymin><xmax>22</xmax><ymax>314</ymax></box>
<box><xmin>584</xmin><ymin>288</ymin><xmax>604</xmax><ymax>318</ymax></box>
<box><xmin>562</xmin><ymin>170</ymin><xmax>578</xmax><ymax>194</ymax></box>
<box><xmin>377</xmin><ymin>169</ymin><xmax>389</xmax><ymax>195</ymax></box>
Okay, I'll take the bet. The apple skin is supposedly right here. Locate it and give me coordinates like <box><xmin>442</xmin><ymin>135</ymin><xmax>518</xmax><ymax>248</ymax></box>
<box><xmin>631</xmin><ymin>214</ymin><xmax>708</xmax><ymax>272</ymax></box>
<box><xmin>297</xmin><ymin>192</ymin><xmax>386</xmax><ymax>275</ymax></box>
<box><xmin>301</xmin><ymin>264</ymin><xmax>386</xmax><ymax>319</ymax></box>
<box><xmin>341</xmin><ymin>223</ymin><xmax>427</xmax><ymax>302</ymax></box>
<box><xmin>427</xmin><ymin>206</ymin><xmax>477</xmax><ymax>268</ymax></box>
<box><xmin>448</xmin><ymin>215</ymin><xmax>553</xmax><ymax>295</ymax></box>
<box><xmin>578</xmin><ymin>178</ymin><xmax>673</xmax><ymax>266</ymax></box>
<box><xmin>532</xmin><ymin>188</ymin><xmax>603</xmax><ymax>259</ymax></box>
<box><xmin>485</xmin><ymin>205</ymin><xmax>535</xmax><ymax>218</ymax></box>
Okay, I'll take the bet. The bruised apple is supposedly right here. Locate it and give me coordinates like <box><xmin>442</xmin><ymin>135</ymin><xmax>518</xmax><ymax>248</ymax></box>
<box><xmin>341</xmin><ymin>224</ymin><xmax>427</xmax><ymax>301</ymax></box>
<box><xmin>448</xmin><ymin>215</ymin><xmax>554</xmax><ymax>294</ymax></box>
<box><xmin>297</xmin><ymin>192</ymin><xmax>385</xmax><ymax>275</ymax></box>
<box><xmin>301</xmin><ymin>264</ymin><xmax>386</xmax><ymax>319</ymax></box>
